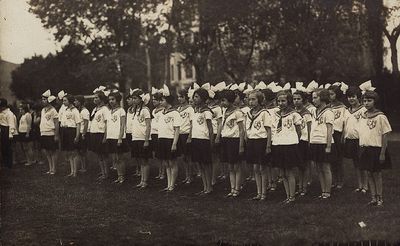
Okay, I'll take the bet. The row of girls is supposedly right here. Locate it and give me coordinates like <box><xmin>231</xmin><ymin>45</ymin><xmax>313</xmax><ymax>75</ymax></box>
<box><xmin>23</xmin><ymin>80</ymin><xmax>392</xmax><ymax>206</ymax></box>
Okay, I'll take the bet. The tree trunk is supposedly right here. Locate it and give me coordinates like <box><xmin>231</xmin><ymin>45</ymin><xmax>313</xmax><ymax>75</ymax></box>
<box><xmin>145</xmin><ymin>46</ymin><xmax>152</xmax><ymax>91</ymax></box>
<box><xmin>365</xmin><ymin>0</ymin><xmax>384</xmax><ymax>76</ymax></box>
<box><xmin>390</xmin><ymin>40</ymin><xmax>399</xmax><ymax>77</ymax></box>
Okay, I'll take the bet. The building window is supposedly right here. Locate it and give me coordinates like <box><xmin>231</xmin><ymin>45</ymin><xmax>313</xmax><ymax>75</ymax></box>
<box><xmin>170</xmin><ymin>64</ymin><xmax>174</xmax><ymax>81</ymax></box>
<box><xmin>178</xmin><ymin>63</ymin><xmax>182</xmax><ymax>81</ymax></box>
<box><xmin>184</xmin><ymin>63</ymin><xmax>193</xmax><ymax>78</ymax></box>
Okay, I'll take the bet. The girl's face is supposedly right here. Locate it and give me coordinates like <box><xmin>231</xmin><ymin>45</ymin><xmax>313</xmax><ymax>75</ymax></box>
<box><xmin>234</xmin><ymin>94</ymin><xmax>241</xmax><ymax>105</ymax></box>
<box><xmin>62</xmin><ymin>97</ymin><xmax>70</xmax><ymax>107</ymax></box>
<box><xmin>132</xmin><ymin>96</ymin><xmax>142</xmax><ymax>106</ymax></box>
<box><xmin>363</xmin><ymin>98</ymin><xmax>375</xmax><ymax>110</ymax></box>
<box><xmin>41</xmin><ymin>97</ymin><xmax>48</xmax><ymax>106</ymax></box>
<box><xmin>312</xmin><ymin>92</ymin><xmax>321</xmax><ymax>107</ymax></box>
<box><xmin>93</xmin><ymin>94</ymin><xmax>100</xmax><ymax>105</ymax></box>
<box><xmin>161</xmin><ymin>98</ymin><xmax>168</xmax><ymax>107</ymax></box>
<box><xmin>126</xmin><ymin>97</ymin><xmax>134</xmax><ymax>106</ymax></box>
<box><xmin>277</xmin><ymin>95</ymin><xmax>288</xmax><ymax>109</ymax></box>
<box><xmin>152</xmin><ymin>98</ymin><xmax>160</xmax><ymax>107</ymax></box>
<box><xmin>220</xmin><ymin>98</ymin><xmax>230</xmax><ymax>108</ymax></box>
<box><xmin>329</xmin><ymin>90</ymin><xmax>336</xmax><ymax>102</ymax></box>
<box><xmin>193</xmin><ymin>93</ymin><xmax>202</xmax><ymax>106</ymax></box>
<box><xmin>109</xmin><ymin>96</ymin><xmax>117</xmax><ymax>107</ymax></box>
<box><xmin>177</xmin><ymin>94</ymin><xmax>187</xmax><ymax>104</ymax></box>
<box><xmin>248</xmin><ymin>93</ymin><xmax>259</xmax><ymax>108</ymax></box>
<box><xmin>347</xmin><ymin>95</ymin><xmax>359</xmax><ymax>106</ymax></box>
<box><xmin>293</xmin><ymin>94</ymin><xmax>303</xmax><ymax>108</ymax></box>
<box><xmin>73</xmin><ymin>99</ymin><xmax>80</xmax><ymax>108</ymax></box>
<box><xmin>19</xmin><ymin>107</ymin><xmax>25</xmax><ymax>114</ymax></box>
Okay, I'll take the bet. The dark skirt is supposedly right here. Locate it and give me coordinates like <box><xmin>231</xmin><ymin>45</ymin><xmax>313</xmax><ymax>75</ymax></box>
<box><xmin>212</xmin><ymin>134</ymin><xmax>221</xmax><ymax>155</ymax></box>
<box><xmin>359</xmin><ymin>146</ymin><xmax>391</xmax><ymax>172</ymax></box>
<box><xmin>60</xmin><ymin>127</ymin><xmax>78</xmax><ymax>151</ymax></box>
<box><xmin>220</xmin><ymin>137</ymin><xmax>240</xmax><ymax>164</ymax></box>
<box><xmin>131</xmin><ymin>140</ymin><xmax>152</xmax><ymax>159</ymax></box>
<box><xmin>107</xmin><ymin>138</ymin><xmax>129</xmax><ymax>154</ymax></box>
<box><xmin>332</xmin><ymin>131</ymin><xmax>343</xmax><ymax>164</ymax></box>
<box><xmin>88</xmin><ymin>133</ymin><xmax>107</xmax><ymax>154</ymax></box>
<box><xmin>343</xmin><ymin>138</ymin><xmax>360</xmax><ymax>168</ymax></box>
<box><xmin>0</xmin><ymin>125</ymin><xmax>13</xmax><ymax>168</ymax></box>
<box><xmin>298</xmin><ymin>140</ymin><xmax>310</xmax><ymax>170</ymax></box>
<box><xmin>40</xmin><ymin>135</ymin><xmax>58</xmax><ymax>151</ymax></box>
<box><xmin>246</xmin><ymin>138</ymin><xmax>267</xmax><ymax>165</ymax></box>
<box><xmin>272</xmin><ymin>144</ymin><xmax>301</xmax><ymax>169</ymax></box>
<box><xmin>15</xmin><ymin>132</ymin><xmax>33</xmax><ymax>142</ymax></box>
<box><xmin>156</xmin><ymin>138</ymin><xmax>177</xmax><ymax>160</ymax></box>
<box><xmin>310</xmin><ymin>143</ymin><xmax>336</xmax><ymax>164</ymax></box>
<box><xmin>76</xmin><ymin>134</ymin><xmax>88</xmax><ymax>152</ymax></box>
<box><xmin>151</xmin><ymin>134</ymin><xmax>158</xmax><ymax>153</ymax></box>
<box><xmin>177</xmin><ymin>134</ymin><xmax>190</xmax><ymax>157</ymax></box>
<box><xmin>126</xmin><ymin>133</ymin><xmax>133</xmax><ymax>142</ymax></box>
<box><xmin>191</xmin><ymin>138</ymin><xmax>212</xmax><ymax>165</ymax></box>
<box><xmin>30</xmin><ymin>125</ymin><xmax>41</xmax><ymax>141</ymax></box>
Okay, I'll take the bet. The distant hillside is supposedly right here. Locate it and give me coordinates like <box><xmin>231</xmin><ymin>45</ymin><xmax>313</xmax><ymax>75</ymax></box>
<box><xmin>0</xmin><ymin>59</ymin><xmax>20</xmax><ymax>103</ymax></box>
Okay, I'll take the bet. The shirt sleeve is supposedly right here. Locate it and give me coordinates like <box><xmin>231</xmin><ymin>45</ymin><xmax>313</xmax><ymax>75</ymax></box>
<box><xmin>293</xmin><ymin>112</ymin><xmax>302</xmax><ymax>125</ymax></box>
<box><xmin>143</xmin><ymin>108</ymin><xmax>151</xmax><ymax>119</ymax></box>
<box><xmin>380</xmin><ymin>115</ymin><xmax>392</xmax><ymax>135</ymax></box>
<box><xmin>235</xmin><ymin>110</ymin><xmax>244</xmax><ymax>123</ymax></box>
<box><xmin>188</xmin><ymin>107</ymin><xmax>195</xmax><ymax>121</ymax></box>
<box><xmin>82</xmin><ymin>109</ymin><xmax>90</xmax><ymax>121</ymax></box>
<box><xmin>74</xmin><ymin>109</ymin><xmax>83</xmax><ymax>123</ymax></box>
<box><xmin>263</xmin><ymin>111</ymin><xmax>272</xmax><ymax>128</ymax></box>
<box><xmin>214</xmin><ymin>107</ymin><xmax>222</xmax><ymax>119</ymax></box>
<box><xmin>52</xmin><ymin>109</ymin><xmax>59</xmax><ymax>119</ymax></box>
<box><xmin>120</xmin><ymin>108</ymin><xmax>126</xmax><ymax>117</ymax></box>
<box><xmin>173</xmin><ymin>111</ymin><xmax>182</xmax><ymax>127</ymax></box>
<box><xmin>325</xmin><ymin>110</ymin><xmax>335</xmax><ymax>125</ymax></box>
<box><xmin>204</xmin><ymin>111</ymin><xmax>213</xmax><ymax>120</ymax></box>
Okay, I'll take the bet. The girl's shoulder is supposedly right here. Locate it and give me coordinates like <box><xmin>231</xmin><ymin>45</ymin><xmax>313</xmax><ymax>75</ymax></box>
<box><xmin>152</xmin><ymin>107</ymin><xmax>164</xmax><ymax>115</ymax></box>
<box><xmin>330</xmin><ymin>102</ymin><xmax>346</xmax><ymax>109</ymax></box>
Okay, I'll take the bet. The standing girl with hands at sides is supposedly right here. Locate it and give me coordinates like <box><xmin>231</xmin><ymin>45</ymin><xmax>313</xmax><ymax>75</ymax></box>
<box><xmin>218</xmin><ymin>89</ymin><xmax>245</xmax><ymax>198</ymax></box>
<box><xmin>129</xmin><ymin>89</ymin><xmax>152</xmax><ymax>189</ymax></box>
<box><xmin>59</xmin><ymin>95</ymin><xmax>82</xmax><ymax>177</ymax></box>
<box><xmin>104</xmin><ymin>92</ymin><xmax>128</xmax><ymax>184</ymax></box>
<box><xmin>151</xmin><ymin>91</ymin><xmax>165</xmax><ymax>180</ymax></box>
<box><xmin>39</xmin><ymin>90</ymin><xmax>59</xmax><ymax>175</ymax></box>
<box><xmin>74</xmin><ymin>96</ymin><xmax>90</xmax><ymax>173</ymax></box>
<box><xmin>125</xmin><ymin>93</ymin><xmax>139</xmax><ymax>176</ymax></box>
<box><xmin>157</xmin><ymin>87</ymin><xmax>181</xmax><ymax>192</ymax></box>
<box><xmin>309</xmin><ymin>89</ymin><xmax>335</xmax><ymax>199</ymax></box>
<box><xmin>17</xmin><ymin>104</ymin><xmax>35</xmax><ymax>166</ymax></box>
<box><xmin>358</xmin><ymin>90</ymin><xmax>391</xmax><ymax>207</ymax></box>
<box><xmin>190</xmin><ymin>88</ymin><xmax>214</xmax><ymax>194</ymax></box>
<box><xmin>88</xmin><ymin>90</ymin><xmax>110</xmax><ymax>181</ymax></box>
<box><xmin>246</xmin><ymin>90</ymin><xmax>272</xmax><ymax>201</ymax></box>
<box><xmin>342</xmin><ymin>87</ymin><xmax>368</xmax><ymax>193</ymax></box>
<box><xmin>272</xmin><ymin>91</ymin><xmax>302</xmax><ymax>204</ymax></box>
<box><xmin>209</xmin><ymin>90</ymin><xmax>223</xmax><ymax>184</ymax></box>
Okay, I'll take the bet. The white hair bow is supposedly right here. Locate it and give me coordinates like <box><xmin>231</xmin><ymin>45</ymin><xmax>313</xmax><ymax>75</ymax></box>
<box><xmin>319</xmin><ymin>83</ymin><xmax>331</xmax><ymax>89</ymax></box>
<box><xmin>93</xmin><ymin>86</ymin><xmax>106</xmax><ymax>94</ymax></box>
<box><xmin>130</xmin><ymin>88</ymin><xmax>140</xmax><ymax>95</ymax></box>
<box><xmin>295</xmin><ymin>82</ymin><xmax>307</xmax><ymax>92</ymax></box>
<box><xmin>57</xmin><ymin>90</ymin><xmax>67</xmax><ymax>100</ymax></box>
<box><xmin>238</xmin><ymin>82</ymin><xmax>246</xmax><ymax>92</ymax></box>
<box><xmin>42</xmin><ymin>90</ymin><xmax>51</xmax><ymax>98</ymax></box>
<box><xmin>282</xmin><ymin>83</ymin><xmax>291</xmax><ymax>90</ymax></box>
<box><xmin>208</xmin><ymin>89</ymin><xmax>215</xmax><ymax>99</ymax></box>
<box><xmin>48</xmin><ymin>95</ymin><xmax>56</xmax><ymax>103</ymax></box>
<box><xmin>193</xmin><ymin>82</ymin><xmax>200</xmax><ymax>90</ymax></box>
<box><xmin>188</xmin><ymin>88</ymin><xmax>195</xmax><ymax>99</ymax></box>
<box><xmin>142</xmin><ymin>93</ymin><xmax>150</xmax><ymax>105</ymax></box>
<box><xmin>151</xmin><ymin>87</ymin><xmax>163</xmax><ymax>95</ymax></box>
<box><xmin>103</xmin><ymin>90</ymin><xmax>111</xmax><ymax>97</ymax></box>
<box><xmin>163</xmin><ymin>84</ymin><xmax>170</xmax><ymax>97</ymax></box>
<box><xmin>255</xmin><ymin>81</ymin><xmax>267</xmax><ymax>90</ymax></box>
<box><xmin>229</xmin><ymin>84</ymin><xmax>239</xmax><ymax>91</ymax></box>
<box><xmin>213</xmin><ymin>81</ymin><xmax>226</xmax><ymax>92</ymax></box>
<box><xmin>340</xmin><ymin>82</ymin><xmax>349</xmax><ymax>94</ymax></box>
<box><xmin>243</xmin><ymin>84</ymin><xmax>254</xmax><ymax>94</ymax></box>
<box><xmin>201</xmin><ymin>83</ymin><xmax>210</xmax><ymax>90</ymax></box>
<box><xmin>306</xmin><ymin>80</ymin><xmax>319</xmax><ymax>93</ymax></box>
<box><xmin>359</xmin><ymin>80</ymin><xmax>375</xmax><ymax>94</ymax></box>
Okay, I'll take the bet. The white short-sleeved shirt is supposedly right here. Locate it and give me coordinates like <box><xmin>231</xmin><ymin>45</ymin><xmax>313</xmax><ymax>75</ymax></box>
<box><xmin>297</xmin><ymin>109</ymin><xmax>313</xmax><ymax>142</ymax></box>
<box><xmin>178</xmin><ymin>105</ymin><xmax>194</xmax><ymax>134</ymax></box>
<box><xmin>0</xmin><ymin>108</ymin><xmax>17</xmax><ymax>137</ymax></box>
<box><xmin>40</xmin><ymin>106</ymin><xmax>59</xmax><ymax>136</ymax></box>
<box><xmin>266</xmin><ymin>106</ymin><xmax>279</xmax><ymax>140</ymax></box>
<box><xmin>105</xmin><ymin>107</ymin><xmax>126</xmax><ymax>140</ymax></box>
<box><xmin>131</xmin><ymin>106</ymin><xmax>151</xmax><ymax>141</ymax></box>
<box><xmin>310</xmin><ymin>107</ymin><xmax>335</xmax><ymax>144</ymax></box>
<box><xmin>89</xmin><ymin>106</ymin><xmax>109</xmax><ymax>133</ymax></box>
<box><xmin>79</xmin><ymin>108</ymin><xmax>90</xmax><ymax>134</ymax></box>
<box><xmin>151</xmin><ymin>107</ymin><xmax>164</xmax><ymax>135</ymax></box>
<box><xmin>343</xmin><ymin>106</ymin><xmax>366</xmax><ymax>139</ymax></box>
<box><xmin>191</xmin><ymin>107</ymin><xmax>213</xmax><ymax>140</ymax></box>
<box><xmin>221</xmin><ymin>108</ymin><xmax>244</xmax><ymax>138</ymax></box>
<box><xmin>210</xmin><ymin>105</ymin><xmax>223</xmax><ymax>135</ymax></box>
<box><xmin>358</xmin><ymin>112</ymin><xmax>391</xmax><ymax>147</ymax></box>
<box><xmin>331</xmin><ymin>103</ymin><xmax>346</xmax><ymax>132</ymax></box>
<box><xmin>18</xmin><ymin>112</ymin><xmax>32</xmax><ymax>133</ymax></box>
<box><xmin>126</xmin><ymin>107</ymin><xmax>135</xmax><ymax>134</ymax></box>
<box><xmin>305</xmin><ymin>103</ymin><xmax>316</xmax><ymax>117</ymax></box>
<box><xmin>272</xmin><ymin>110</ymin><xmax>302</xmax><ymax>145</ymax></box>
<box><xmin>59</xmin><ymin>106</ymin><xmax>82</xmax><ymax>128</ymax></box>
<box><xmin>246</xmin><ymin>109</ymin><xmax>271</xmax><ymax>139</ymax></box>
<box><xmin>58</xmin><ymin>104</ymin><xmax>66</xmax><ymax>126</ymax></box>
<box><xmin>158</xmin><ymin>108</ymin><xmax>182</xmax><ymax>139</ymax></box>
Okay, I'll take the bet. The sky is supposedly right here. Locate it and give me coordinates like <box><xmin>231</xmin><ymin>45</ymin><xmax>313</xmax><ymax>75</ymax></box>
<box><xmin>0</xmin><ymin>0</ymin><xmax>398</xmax><ymax>69</ymax></box>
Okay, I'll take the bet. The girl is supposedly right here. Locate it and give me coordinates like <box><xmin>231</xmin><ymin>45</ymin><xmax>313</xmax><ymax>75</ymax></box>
<box><xmin>272</xmin><ymin>91</ymin><xmax>302</xmax><ymax>204</ymax></box>
<box><xmin>129</xmin><ymin>89</ymin><xmax>152</xmax><ymax>189</ymax></box>
<box><xmin>157</xmin><ymin>92</ymin><xmax>181</xmax><ymax>191</ymax></box>
<box><xmin>74</xmin><ymin>96</ymin><xmax>90</xmax><ymax>172</ymax></box>
<box><xmin>151</xmin><ymin>92</ymin><xmax>165</xmax><ymax>180</ymax></box>
<box><xmin>60</xmin><ymin>95</ymin><xmax>82</xmax><ymax>177</ymax></box>
<box><xmin>209</xmin><ymin>92</ymin><xmax>223</xmax><ymax>185</ymax></box>
<box><xmin>359</xmin><ymin>91</ymin><xmax>391</xmax><ymax>206</ymax></box>
<box><xmin>18</xmin><ymin>104</ymin><xmax>34</xmax><ymax>166</ymax></box>
<box><xmin>246</xmin><ymin>90</ymin><xmax>272</xmax><ymax>201</ymax></box>
<box><xmin>328</xmin><ymin>85</ymin><xmax>346</xmax><ymax>189</ymax></box>
<box><xmin>104</xmin><ymin>92</ymin><xmax>128</xmax><ymax>184</ymax></box>
<box><xmin>0</xmin><ymin>98</ymin><xmax>15</xmax><ymax>169</ymax></box>
<box><xmin>218</xmin><ymin>90</ymin><xmax>245</xmax><ymax>198</ymax></box>
<box><xmin>88</xmin><ymin>91</ymin><xmax>109</xmax><ymax>180</ymax></box>
<box><xmin>177</xmin><ymin>89</ymin><xmax>194</xmax><ymax>184</ymax></box>
<box><xmin>190</xmin><ymin>88</ymin><xmax>214</xmax><ymax>194</ymax></box>
<box><xmin>309</xmin><ymin>89</ymin><xmax>335</xmax><ymax>199</ymax></box>
<box><xmin>304</xmin><ymin>89</ymin><xmax>317</xmax><ymax>186</ymax></box>
<box><xmin>293</xmin><ymin>91</ymin><xmax>313</xmax><ymax>196</ymax></box>
<box><xmin>126</xmin><ymin>93</ymin><xmax>140</xmax><ymax>176</ymax></box>
<box><xmin>31</xmin><ymin>102</ymin><xmax>44</xmax><ymax>164</ymax></box>
<box><xmin>39</xmin><ymin>91</ymin><xmax>59</xmax><ymax>174</ymax></box>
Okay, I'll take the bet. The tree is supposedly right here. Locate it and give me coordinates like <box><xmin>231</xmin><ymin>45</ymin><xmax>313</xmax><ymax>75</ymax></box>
<box><xmin>383</xmin><ymin>4</ymin><xmax>400</xmax><ymax>77</ymax></box>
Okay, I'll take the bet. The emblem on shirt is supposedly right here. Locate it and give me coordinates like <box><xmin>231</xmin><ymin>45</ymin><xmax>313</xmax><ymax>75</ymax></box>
<box><xmin>354</xmin><ymin>112</ymin><xmax>362</xmax><ymax>121</ymax></box>
<box><xmin>95</xmin><ymin>114</ymin><xmax>102</xmax><ymax>122</ymax></box>
<box><xmin>254</xmin><ymin>121</ymin><xmax>262</xmax><ymax>130</ymax></box>
<box><xmin>45</xmin><ymin>113</ymin><xmax>52</xmax><ymax>121</ymax></box>
<box><xmin>197</xmin><ymin>116</ymin><xmax>205</xmax><ymax>125</ymax></box>
<box><xmin>300</xmin><ymin>119</ymin><xmax>306</xmax><ymax>129</ymax></box>
<box><xmin>180</xmin><ymin>112</ymin><xmax>188</xmax><ymax>119</ymax></box>
<box><xmin>111</xmin><ymin>115</ymin><xmax>118</xmax><ymax>123</ymax></box>
<box><xmin>317</xmin><ymin>117</ymin><xmax>324</xmax><ymax>125</ymax></box>
<box><xmin>66</xmin><ymin>113</ymin><xmax>73</xmax><ymax>120</ymax></box>
<box><xmin>367</xmin><ymin>119</ymin><xmax>376</xmax><ymax>129</ymax></box>
<box><xmin>283</xmin><ymin>119</ymin><xmax>293</xmax><ymax>129</ymax></box>
<box><xmin>226</xmin><ymin>119</ymin><xmax>235</xmax><ymax>129</ymax></box>
<box><xmin>334</xmin><ymin>110</ymin><xmax>341</xmax><ymax>120</ymax></box>
<box><xmin>164</xmin><ymin>116</ymin><xmax>173</xmax><ymax>123</ymax></box>
<box><xmin>138</xmin><ymin>115</ymin><xmax>145</xmax><ymax>123</ymax></box>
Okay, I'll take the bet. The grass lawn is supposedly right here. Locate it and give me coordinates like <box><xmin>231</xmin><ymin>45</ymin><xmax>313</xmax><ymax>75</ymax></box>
<box><xmin>1</xmin><ymin>143</ymin><xmax>400</xmax><ymax>245</ymax></box>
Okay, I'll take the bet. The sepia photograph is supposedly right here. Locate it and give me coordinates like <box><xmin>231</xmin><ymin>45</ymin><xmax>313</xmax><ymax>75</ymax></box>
<box><xmin>1</xmin><ymin>0</ymin><xmax>400</xmax><ymax>245</ymax></box>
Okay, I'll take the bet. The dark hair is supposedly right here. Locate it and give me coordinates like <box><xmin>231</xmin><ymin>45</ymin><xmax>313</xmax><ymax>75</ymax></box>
<box><xmin>315</xmin><ymin>89</ymin><xmax>331</xmax><ymax>104</ymax></box>
<box><xmin>163</xmin><ymin>95</ymin><xmax>175</xmax><ymax>105</ymax></box>
<box><xmin>153</xmin><ymin>92</ymin><xmax>163</xmax><ymax>101</ymax></box>
<box><xmin>293</xmin><ymin>90</ymin><xmax>308</xmax><ymax>102</ymax></box>
<box><xmin>235</xmin><ymin>91</ymin><xmax>245</xmax><ymax>101</ymax></box>
<box><xmin>126</xmin><ymin>94</ymin><xmax>133</xmax><ymax>100</ymax></box>
<box><xmin>363</xmin><ymin>90</ymin><xmax>379</xmax><ymax>102</ymax></box>
<box><xmin>0</xmin><ymin>98</ymin><xmax>8</xmax><ymax>108</ymax></box>
<box><xmin>109</xmin><ymin>92</ymin><xmax>122</xmax><ymax>103</ymax></box>
<box><xmin>75</xmin><ymin>95</ymin><xmax>85</xmax><ymax>106</ymax></box>
<box><xmin>277</xmin><ymin>90</ymin><xmax>293</xmax><ymax>105</ymax></box>
<box><xmin>20</xmin><ymin>103</ymin><xmax>29</xmax><ymax>113</ymax></box>
<box><xmin>177</xmin><ymin>89</ymin><xmax>189</xmax><ymax>102</ymax></box>
<box><xmin>328</xmin><ymin>85</ymin><xmax>343</xmax><ymax>100</ymax></box>
<box><xmin>262</xmin><ymin>89</ymin><xmax>275</xmax><ymax>102</ymax></box>
<box><xmin>194</xmin><ymin>88</ymin><xmax>209</xmax><ymax>102</ymax></box>
<box><xmin>346</xmin><ymin>86</ymin><xmax>362</xmax><ymax>99</ymax></box>
<box><xmin>220</xmin><ymin>90</ymin><xmax>236</xmax><ymax>103</ymax></box>
<box><xmin>95</xmin><ymin>91</ymin><xmax>109</xmax><ymax>104</ymax></box>
<box><xmin>64</xmin><ymin>94</ymin><xmax>75</xmax><ymax>104</ymax></box>
<box><xmin>131</xmin><ymin>89</ymin><xmax>144</xmax><ymax>98</ymax></box>
<box><xmin>249</xmin><ymin>90</ymin><xmax>264</xmax><ymax>105</ymax></box>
